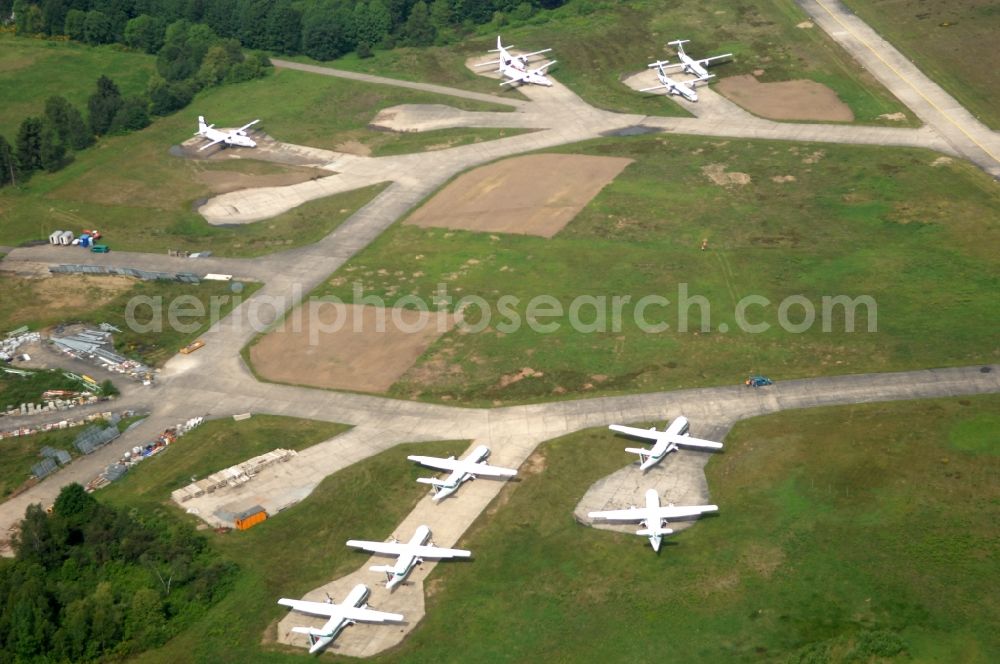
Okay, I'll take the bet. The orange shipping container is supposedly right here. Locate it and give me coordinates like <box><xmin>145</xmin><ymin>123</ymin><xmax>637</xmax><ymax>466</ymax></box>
<box><xmin>234</xmin><ymin>507</ymin><xmax>267</xmax><ymax>531</ymax></box>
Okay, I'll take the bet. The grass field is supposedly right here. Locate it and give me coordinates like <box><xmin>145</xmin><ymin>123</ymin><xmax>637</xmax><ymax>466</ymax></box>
<box><xmin>305</xmin><ymin>135</ymin><xmax>1000</xmax><ymax>404</ymax></box>
<box><xmin>0</xmin><ymin>35</ymin><xmax>156</xmax><ymax>139</ymax></box>
<box><xmin>328</xmin><ymin>0</ymin><xmax>915</xmax><ymax>123</ymax></box>
<box><xmin>0</xmin><ymin>274</ymin><xmax>257</xmax><ymax>366</ymax></box>
<box><xmin>0</xmin><ymin>55</ymin><xmax>512</xmax><ymax>253</ymax></box>
<box><xmin>842</xmin><ymin>0</ymin><xmax>1000</xmax><ymax>129</ymax></box>
<box><xmin>373</xmin><ymin>395</ymin><xmax>1000</xmax><ymax>663</ymax></box>
<box><xmin>92</xmin><ymin>417</ymin><xmax>461</xmax><ymax>663</ymax></box>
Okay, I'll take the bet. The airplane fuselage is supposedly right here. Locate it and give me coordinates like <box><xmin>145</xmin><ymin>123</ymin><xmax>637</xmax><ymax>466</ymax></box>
<box><xmin>430</xmin><ymin>446</ymin><xmax>490</xmax><ymax>500</ymax></box>
<box><xmin>386</xmin><ymin>525</ymin><xmax>432</xmax><ymax>589</ymax></box>
<box><xmin>305</xmin><ymin>584</ymin><xmax>369</xmax><ymax>654</ymax></box>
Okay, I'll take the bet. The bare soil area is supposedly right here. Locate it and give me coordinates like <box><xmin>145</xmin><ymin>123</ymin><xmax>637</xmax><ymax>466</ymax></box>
<box><xmin>405</xmin><ymin>154</ymin><xmax>633</xmax><ymax>238</ymax></box>
<box><xmin>715</xmin><ymin>75</ymin><xmax>854</xmax><ymax>122</ymax></box>
<box><xmin>250</xmin><ymin>302</ymin><xmax>458</xmax><ymax>393</ymax></box>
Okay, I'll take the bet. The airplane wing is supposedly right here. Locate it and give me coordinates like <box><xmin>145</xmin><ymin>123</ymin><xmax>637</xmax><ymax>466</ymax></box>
<box><xmin>698</xmin><ymin>54</ymin><xmax>732</xmax><ymax>65</ymax></box>
<box><xmin>500</xmin><ymin>71</ymin><xmax>529</xmax><ymax>86</ymax></box>
<box><xmin>638</xmin><ymin>83</ymin><xmax>671</xmax><ymax>93</ymax></box>
<box><xmin>408</xmin><ymin>455</ymin><xmax>463</xmax><ymax>472</ymax></box>
<box><xmin>609</xmin><ymin>424</ymin><xmax>662</xmax><ymax>442</ymax></box>
<box><xmin>667</xmin><ymin>432</ymin><xmax>723</xmax><ymax>450</ymax></box>
<box><xmin>520</xmin><ymin>48</ymin><xmax>552</xmax><ymax>59</ymax></box>
<box><xmin>278</xmin><ymin>598</ymin><xmax>403</xmax><ymax>623</ymax></box>
<box><xmin>198</xmin><ymin>136</ymin><xmax>226</xmax><ymax>151</ymax></box>
<box><xmin>410</xmin><ymin>544</ymin><xmax>471</xmax><ymax>558</ymax></box>
<box><xmin>650</xmin><ymin>504</ymin><xmax>718</xmax><ymax>519</ymax></box>
<box><xmin>462</xmin><ymin>462</ymin><xmax>517</xmax><ymax>477</ymax></box>
<box><xmin>235</xmin><ymin>118</ymin><xmax>260</xmax><ymax>134</ymax></box>
<box><xmin>346</xmin><ymin>539</ymin><xmax>409</xmax><ymax>555</ymax></box>
<box><xmin>588</xmin><ymin>507</ymin><xmax>647</xmax><ymax>521</ymax></box>
<box><xmin>408</xmin><ymin>455</ymin><xmax>517</xmax><ymax>477</ymax></box>
<box><xmin>590</xmin><ymin>504</ymin><xmax>717</xmax><ymax>521</ymax></box>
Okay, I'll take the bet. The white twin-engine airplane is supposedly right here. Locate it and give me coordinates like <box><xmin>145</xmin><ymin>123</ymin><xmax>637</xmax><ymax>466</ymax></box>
<box><xmin>477</xmin><ymin>35</ymin><xmax>556</xmax><ymax>87</ymax></box>
<box><xmin>666</xmin><ymin>39</ymin><xmax>732</xmax><ymax>79</ymax></box>
<box><xmin>589</xmin><ymin>489</ymin><xmax>718</xmax><ymax>552</ymax></box>
<box><xmin>641</xmin><ymin>61</ymin><xmax>713</xmax><ymax>102</ymax></box>
<box><xmin>277</xmin><ymin>584</ymin><xmax>403</xmax><ymax>654</ymax></box>
<box><xmin>408</xmin><ymin>444</ymin><xmax>518</xmax><ymax>501</ymax></box>
<box><xmin>610</xmin><ymin>415</ymin><xmax>723</xmax><ymax>471</ymax></box>
<box><xmin>347</xmin><ymin>525</ymin><xmax>471</xmax><ymax>591</ymax></box>
<box><xmin>195</xmin><ymin>115</ymin><xmax>259</xmax><ymax>151</ymax></box>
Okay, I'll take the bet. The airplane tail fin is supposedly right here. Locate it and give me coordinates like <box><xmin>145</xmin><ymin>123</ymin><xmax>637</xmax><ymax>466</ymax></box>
<box><xmin>292</xmin><ymin>626</ymin><xmax>333</xmax><ymax>638</ymax></box>
<box><xmin>416</xmin><ymin>477</ymin><xmax>449</xmax><ymax>487</ymax></box>
<box><xmin>647</xmin><ymin>59</ymin><xmax>672</xmax><ymax>69</ymax></box>
<box><xmin>636</xmin><ymin>526</ymin><xmax>673</xmax><ymax>537</ymax></box>
<box><xmin>668</xmin><ymin>39</ymin><xmax>690</xmax><ymax>54</ymax></box>
<box><xmin>197</xmin><ymin>116</ymin><xmax>208</xmax><ymax>134</ymax></box>
<box><xmin>624</xmin><ymin>447</ymin><xmax>650</xmax><ymax>459</ymax></box>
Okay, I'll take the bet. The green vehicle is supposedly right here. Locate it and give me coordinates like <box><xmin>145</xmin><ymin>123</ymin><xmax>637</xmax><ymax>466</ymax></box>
<box><xmin>90</xmin><ymin>244</ymin><xmax>110</xmax><ymax>253</ymax></box>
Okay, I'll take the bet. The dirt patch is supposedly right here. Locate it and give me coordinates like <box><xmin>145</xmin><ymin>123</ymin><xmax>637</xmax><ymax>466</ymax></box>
<box><xmin>771</xmin><ymin>175</ymin><xmax>797</xmax><ymax>183</ymax></box>
<box><xmin>796</xmin><ymin>20</ymin><xmax>814</xmax><ymax>29</ymax></box>
<box><xmin>878</xmin><ymin>112</ymin><xmax>907</xmax><ymax>122</ymax></box>
<box><xmin>335</xmin><ymin>140</ymin><xmax>372</xmax><ymax>157</ymax></box>
<box><xmin>197</xmin><ymin>168</ymin><xmax>325</xmax><ymax>194</ymax></box>
<box><xmin>249</xmin><ymin>302</ymin><xmax>459</xmax><ymax>393</ymax></box>
<box><xmin>716</xmin><ymin>75</ymin><xmax>854</xmax><ymax>122</ymax></box>
<box><xmin>702</xmin><ymin>163</ymin><xmax>752</xmax><ymax>188</ymax></box>
<box><xmin>405</xmin><ymin>154</ymin><xmax>633</xmax><ymax>238</ymax></box>
<box><xmin>497</xmin><ymin>366</ymin><xmax>544</xmax><ymax>388</ymax></box>
<box><xmin>521</xmin><ymin>450</ymin><xmax>547</xmax><ymax>476</ymax></box>
<box><xmin>931</xmin><ymin>156</ymin><xmax>954</xmax><ymax>167</ymax></box>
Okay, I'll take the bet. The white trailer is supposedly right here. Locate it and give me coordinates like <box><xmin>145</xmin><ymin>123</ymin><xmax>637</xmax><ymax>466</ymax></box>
<box><xmin>49</xmin><ymin>230</ymin><xmax>64</xmax><ymax>245</ymax></box>
<box><xmin>58</xmin><ymin>230</ymin><xmax>75</xmax><ymax>245</ymax></box>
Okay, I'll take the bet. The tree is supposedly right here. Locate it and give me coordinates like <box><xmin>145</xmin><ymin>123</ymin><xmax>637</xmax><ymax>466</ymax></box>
<box><xmin>195</xmin><ymin>40</ymin><xmax>241</xmax><ymax>87</ymax></box>
<box><xmin>44</xmin><ymin>95</ymin><xmax>90</xmax><ymax>150</ymax></box>
<box><xmin>301</xmin><ymin>3</ymin><xmax>355</xmax><ymax>62</ymax></box>
<box><xmin>124</xmin><ymin>14</ymin><xmax>166</xmax><ymax>53</ymax></box>
<box><xmin>265</xmin><ymin>0</ymin><xmax>301</xmax><ymax>53</ymax></box>
<box><xmin>40</xmin><ymin>0</ymin><xmax>69</xmax><ymax>36</ymax></box>
<box><xmin>14</xmin><ymin>0</ymin><xmax>43</xmax><ymax>35</ymax></box>
<box><xmin>63</xmin><ymin>8</ymin><xmax>86</xmax><ymax>40</ymax></box>
<box><xmin>429</xmin><ymin>0</ymin><xmax>453</xmax><ymax>31</ymax></box>
<box><xmin>53</xmin><ymin>483</ymin><xmax>98</xmax><ymax>527</ymax></box>
<box><xmin>88</xmin><ymin>75</ymin><xmax>124</xmax><ymax>136</ymax></box>
<box><xmin>147</xmin><ymin>75</ymin><xmax>194</xmax><ymax>115</ymax></box>
<box><xmin>83</xmin><ymin>9</ymin><xmax>115</xmax><ymax>45</ymax></box>
<box><xmin>353</xmin><ymin>0</ymin><xmax>392</xmax><ymax>51</ymax></box>
<box><xmin>403</xmin><ymin>1</ymin><xmax>435</xmax><ymax>47</ymax></box>
<box><xmin>0</xmin><ymin>134</ymin><xmax>18</xmax><ymax>187</ymax></box>
<box><xmin>15</xmin><ymin>116</ymin><xmax>43</xmax><ymax>174</ymax></box>
<box><xmin>39</xmin><ymin>121</ymin><xmax>67</xmax><ymax>172</ymax></box>
<box><xmin>109</xmin><ymin>96</ymin><xmax>151</xmax><ymax>133</ymax></box>
<box><xmin>237</xmin><ymin>0</ymin><xmax>270</xmax><ymax>50</ymax></box>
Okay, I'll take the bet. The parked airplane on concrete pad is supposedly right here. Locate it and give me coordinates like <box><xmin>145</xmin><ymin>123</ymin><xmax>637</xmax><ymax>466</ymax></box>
<box><xmin>277</xmin><ymin>584</ymin><xmax>403</xmax><ymax>654</ymax></box>
<box><xmin>408</xmin><ymin>445</ymin><xmax>518</xmax><ymax>501</ymax></box>
<box><xmin>588</xmin><ymin>489</ymin><xmax>718</xmax><ymax>552</ymax></box>
<box><xmin>665</xmin><ymin>39</ymin><xmax>732</xmax><ymax>79</ymax></box>
<box><xmin>195</xmin><ymin>115</ymin><xmax>259</xmax><ymax>151</ymax></box>
<box><xmin>476</xmin><ymin>35</ymin><xmax>556</xmax><ymax>87</ymax></box>
<box><xmin>610</xmin><ymin>415</ymin><xmax>723</xmax><ymax>471</ymax></box>
<box><xmin>347</xmin><ymin>525</ymin><xmax>471</xmax><ymax>590</ymax></box>
<box><xmin>640</xmin><ymin>61</ymin><xmax>712</xmax><ymax>102</ymax></box>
